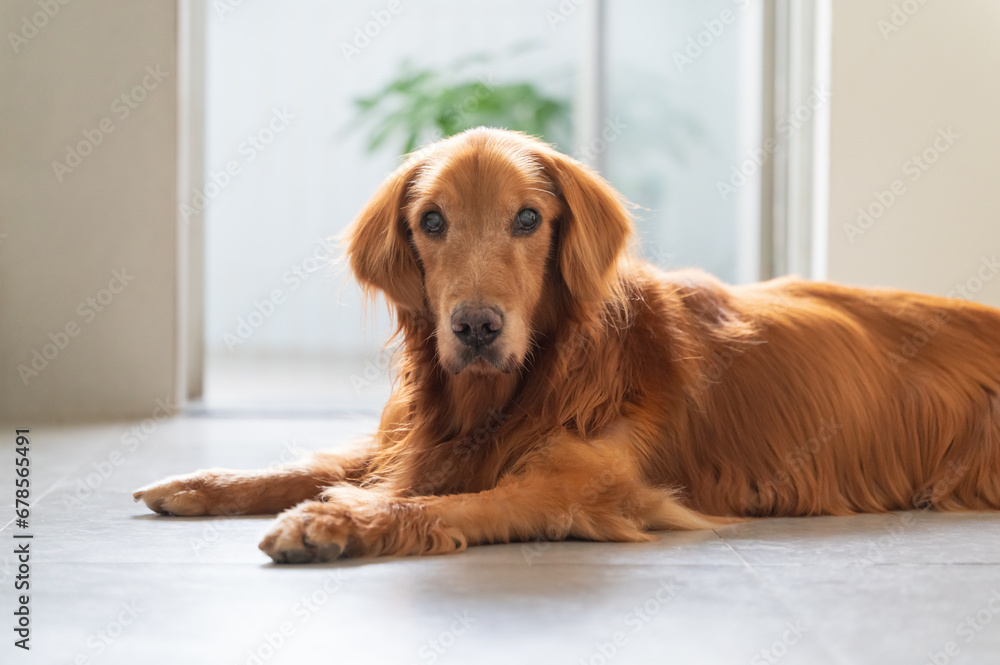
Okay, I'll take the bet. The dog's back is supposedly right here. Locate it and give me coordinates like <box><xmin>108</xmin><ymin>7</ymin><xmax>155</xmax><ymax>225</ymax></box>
<box><xmin>626</xmin><ymin>267</ymin><xmax>1000</xmax><ymax>517</ymax></box>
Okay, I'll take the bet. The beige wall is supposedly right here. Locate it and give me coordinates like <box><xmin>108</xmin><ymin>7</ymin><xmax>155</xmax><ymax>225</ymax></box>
<box><xmin>827</xmin><ymin>0</ymin><xmax>1000</xmax><ymax>307</ymax></box>
<box><xmin>0</xmin><ymin>1</ymin><xmax>181</xmax><ymax>420</ymax></box>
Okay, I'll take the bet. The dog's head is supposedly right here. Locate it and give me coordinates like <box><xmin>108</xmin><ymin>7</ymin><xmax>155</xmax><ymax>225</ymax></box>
<box><xmin>346</xmin><ymin>128</ymin><xmax>632</xmax><ymax>376</ymax></box>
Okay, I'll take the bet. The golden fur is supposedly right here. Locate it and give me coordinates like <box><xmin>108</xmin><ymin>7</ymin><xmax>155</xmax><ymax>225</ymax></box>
<box><xmin>135</xmin><ymin>128</ymin><xmax>1000</xmax><ymax>563</ymax></box>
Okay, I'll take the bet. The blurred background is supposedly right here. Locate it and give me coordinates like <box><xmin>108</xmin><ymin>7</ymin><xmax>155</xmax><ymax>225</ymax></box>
<box><xmin>200</xmin><ymin>0</ymin><xmax>755</xmax><ymax>412</ymax></box>
<box><xmin>3</xmin><ymin>0</ymin><xmax>1000</xmax><ymax>421</ymax></box>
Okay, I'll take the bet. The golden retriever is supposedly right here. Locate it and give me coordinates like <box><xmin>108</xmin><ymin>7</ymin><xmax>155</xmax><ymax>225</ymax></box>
<box><xmin>135</xmin><ymin>127</ymin><xmax>1000</xmax><ymax>563</ymax></box>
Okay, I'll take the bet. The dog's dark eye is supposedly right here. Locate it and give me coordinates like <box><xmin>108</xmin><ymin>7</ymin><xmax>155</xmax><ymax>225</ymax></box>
<box><xmin>514</xmin><ymin>208</ymin><xmax>539</xmax><ymax>235</ymax></box>
<box><xmin>421</xmin><ymin>211</ymin><xmax>445</xmax><ymax>235</ymax></box>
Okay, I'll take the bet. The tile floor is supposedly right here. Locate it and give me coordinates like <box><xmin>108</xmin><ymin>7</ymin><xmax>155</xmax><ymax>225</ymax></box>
<box><xmin>2</xmin><ymin>414</ymin><xmax>999</xmax><ymax>664</ymax></box>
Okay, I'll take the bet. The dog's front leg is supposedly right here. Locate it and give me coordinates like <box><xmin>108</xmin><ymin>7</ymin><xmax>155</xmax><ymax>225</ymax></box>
<box><xmin>259</xmin><ymin>431</ymin><xmax>719</xmax><ymax>563</ymax></box>
<box><xmin>133</xmin><ymin>444</ymin><xmax>374</xmax><ymax>516</ymax></box>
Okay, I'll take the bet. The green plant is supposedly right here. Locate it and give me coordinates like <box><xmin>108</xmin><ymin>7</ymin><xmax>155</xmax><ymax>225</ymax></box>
<box><xmin>352</xmin><ymin>54</ymin><xmax>571</xmax><ymax>156</ymax></box>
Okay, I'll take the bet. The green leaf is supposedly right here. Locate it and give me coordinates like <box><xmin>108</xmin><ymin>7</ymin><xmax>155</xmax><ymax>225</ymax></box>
<box><xmin>350</xmin><ymin>53</ymin><xmax>571</xmax><ymax>156</ymax></box>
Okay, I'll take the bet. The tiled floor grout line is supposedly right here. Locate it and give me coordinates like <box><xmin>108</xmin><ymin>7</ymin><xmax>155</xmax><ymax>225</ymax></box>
<box><xmin>0</xmin><ymin>433</ymin><xmax>122</xmax><ymax>535</ymax></box>
<box><xmin>713</xmin><ymin>529</ymin><xmax>851</xmax><ymax>665</ymax></box>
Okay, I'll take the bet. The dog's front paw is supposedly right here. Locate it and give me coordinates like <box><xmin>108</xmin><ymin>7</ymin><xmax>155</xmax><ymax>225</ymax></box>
<box><xmin>133</xmin><ymin>471</ymin><xmax>222</xmax><ymax>516</ymax></box>
<box><xmin>258</xmin><ymin>501</ymin><xmax>352</xmax><ymax>563</ymax></box>
<box><xmin>258</xmin><ymin>495</ymin><xmax>466</xmax><ymax>564</ymax></box>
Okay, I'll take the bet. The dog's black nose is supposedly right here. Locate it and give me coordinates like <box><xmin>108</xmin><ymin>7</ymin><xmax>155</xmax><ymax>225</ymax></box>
<box><xmin>451</xmin><ymin>304</ymin><xmax>504</xmax><ymax>349</ymax></box>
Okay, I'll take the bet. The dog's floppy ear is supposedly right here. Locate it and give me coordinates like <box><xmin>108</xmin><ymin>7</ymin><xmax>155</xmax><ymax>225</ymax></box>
<box><xmin>346</xmin><ymin>158</ymin><xmax>425</xmax><ymax>311</ymax></box>
<box><xmin>536</xmin><ymin>148</ymin><xmax>632</xmax><ymax>305</ymax></box>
